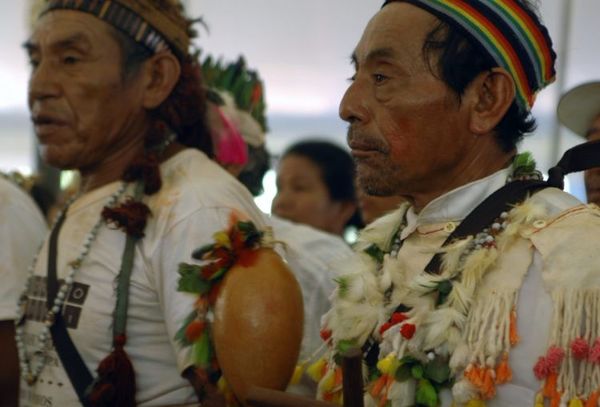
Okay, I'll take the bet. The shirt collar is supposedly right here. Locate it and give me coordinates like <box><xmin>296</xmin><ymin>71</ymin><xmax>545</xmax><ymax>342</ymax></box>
<box><xmin>402</xmin><ymin>167</ymin><xmax>512</xmax><ymax>238</ymax></box>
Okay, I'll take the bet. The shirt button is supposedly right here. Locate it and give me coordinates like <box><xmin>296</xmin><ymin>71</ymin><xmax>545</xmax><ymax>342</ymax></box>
<box><xmin>444</xmin><ymin>222</ymin><xmax>457</xmax><ymax>233</ymax></box>
<box><xmin>533</xmin><ymin>220</ymin><xmax>547</xmax><ymax>229</ymax></box>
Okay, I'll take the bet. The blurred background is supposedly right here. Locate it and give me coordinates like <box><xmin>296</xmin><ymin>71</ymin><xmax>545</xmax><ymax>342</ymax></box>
<box><xmin>1</xmin><ymin>0</ymin><xmax>598</xmax><ymax>212</ymax></box>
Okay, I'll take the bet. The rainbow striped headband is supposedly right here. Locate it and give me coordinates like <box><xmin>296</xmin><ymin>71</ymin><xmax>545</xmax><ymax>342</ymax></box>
<box><xmin>384</xmin><ymin>0</ymin><xmax>556</xmax><ymax>111</ymax></box>
<box><xmin>39</xmin><ymin>0</ymin><xmax>191</xmax><ymax>57</ymax></box>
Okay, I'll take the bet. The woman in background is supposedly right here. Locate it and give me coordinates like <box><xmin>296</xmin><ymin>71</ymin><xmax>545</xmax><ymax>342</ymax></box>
<box><xmin>272</xmin><ymin>140</ymin><xmax>361</xmax><ymax>237</ymax></box>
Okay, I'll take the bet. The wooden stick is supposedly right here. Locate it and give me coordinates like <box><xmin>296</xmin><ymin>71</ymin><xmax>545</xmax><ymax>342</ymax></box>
<box><xmin>341</xmin><ymin>348</ymin><xmax>364</xmax><ymax>407</ymax></box>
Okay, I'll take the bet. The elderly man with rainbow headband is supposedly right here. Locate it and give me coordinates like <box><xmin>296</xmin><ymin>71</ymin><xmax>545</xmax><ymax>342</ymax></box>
<box><xmin>311</xmin><ymin>0</ymin><xmax>600</xmax><ymax>406</ymax></box>
<box><xmin>10</xmin><ymin>1</ymin><xmax>304</xmax><ymax>406</ymax></box>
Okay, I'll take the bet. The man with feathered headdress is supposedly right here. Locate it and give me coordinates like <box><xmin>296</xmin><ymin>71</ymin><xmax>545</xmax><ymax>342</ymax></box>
<box><xmin>11</xmin><ymin>1</ymin><xmax>301</xmax><ymax>406</ymax></box>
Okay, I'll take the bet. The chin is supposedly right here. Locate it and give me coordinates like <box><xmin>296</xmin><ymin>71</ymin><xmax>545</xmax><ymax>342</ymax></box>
<box><xmin>38</xmin><ymin>147</ymin><xmax>77</xmax><ymax>170</ymax></box>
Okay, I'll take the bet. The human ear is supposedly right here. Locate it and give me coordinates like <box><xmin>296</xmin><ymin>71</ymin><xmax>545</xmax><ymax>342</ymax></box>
<box><xmin>467</xmin><ymin>68</ymin><xmax>516</xmax><ymax>135</ymax></box>
<box><xmin>141</xmin><ymin>51</ymin><xmax>181</xmax><ymax>109</ymax></box>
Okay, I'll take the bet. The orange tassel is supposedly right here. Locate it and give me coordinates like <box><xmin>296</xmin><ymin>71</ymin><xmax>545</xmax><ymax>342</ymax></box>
<box><xmin>481</xmin><ymin>369</ymin><xmax>496</xmax><ymax>400</ymax></box>
<box><xmin>465</xmin><ymin>365</ymin><xmax>484</xmax><ymax>387</ymax></box>
<box><xmin>334</xmin><ymin>368</ymin><xmax>343</xmax><ymax>386</ymax></box>
<box><xmin>88</xmin><ymin>335</ymin><xmax>136</xmax><ymax>407</ymax></box>
<box><xmin>370</xmin><ymin>375</ymin><xmax>388</xmax><ymax>398</ymax></box>
<box><xmin>543</xmin><ymin>372</ymin><xmax>559</xmax><ymax>399</ymax></box>
<box><xmin>586</xmin><ymin>391</ymin><xmax>599</xmax><ymax>407</ymax></box>
<box><xmin>495</xmin><ymin>354</ymin><xmax>512</xmax><ymax>384</ymax></box>
<box><xmin>550</xmin><ymin>394</ymin><xmax>561</xmax><ymax>407</ymax></box>
<box><xmin>510</xmin><ymin>309</ymin><xmax>520</xmax><ymax>346</ymax></box>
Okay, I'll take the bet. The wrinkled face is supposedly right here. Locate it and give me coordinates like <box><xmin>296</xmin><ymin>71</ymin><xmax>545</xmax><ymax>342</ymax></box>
<box><xmin>585</xmin><ymin>115</ymin><xmax>600</xmax><ymax>205</ymax></box>
<box><xmin>341</xmin><ymin>3</ymin><xmax>471</xmax><ymax>198</ymax></box>
<box><xmin>272</xmin><ymin>154</ymin><xmax>349</xmax><ymax>235</ymax></box>
<box><xmin>26</xmin><ymin>11</ymin><xmax>147</xmax><ymax>171</ymax></box>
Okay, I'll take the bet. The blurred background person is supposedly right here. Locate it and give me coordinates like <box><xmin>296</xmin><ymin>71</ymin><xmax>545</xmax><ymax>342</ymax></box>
<box><xmin>202</xmin><ymin>55</ymin><xmax>353</xmax><ymax>395</ymax></box>
<box><xmin>0</xmin><ymin>171</ymin><xmax>47</xmax><ymax>405</ymax></box>
<box><xmin>272</xmin><ymin>139</ymin><xmax>362</xmax><ymax>238</ymax></box>
<box><xmin>558</xmin><ymin>81</ymin><xmax>600</xmax><ymax>205</ymax></box>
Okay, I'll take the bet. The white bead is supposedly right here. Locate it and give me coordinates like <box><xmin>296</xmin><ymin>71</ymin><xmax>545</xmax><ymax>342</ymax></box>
<box><xmin>427</xmin><ymin>352</ymin><xmax>435</xmax><ymax>360</ymax></box>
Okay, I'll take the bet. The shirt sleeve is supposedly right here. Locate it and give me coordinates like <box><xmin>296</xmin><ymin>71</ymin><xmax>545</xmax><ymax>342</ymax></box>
<box><xmin>0</xmin><ymin>185</ymin><xmax>47</xmax><ymax>321</ymax></box>
<box><xmin>150</xmin><ymin>205</ymin><xmax>245</xmax><ymax>373</ymax></box>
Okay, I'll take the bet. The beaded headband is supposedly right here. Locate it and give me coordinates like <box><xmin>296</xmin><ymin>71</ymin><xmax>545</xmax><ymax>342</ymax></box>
<box><xmin>40</xmin><ymin>0</ymin><xmax>191</xmax><ymax>56</ymax></box>
<box><xmin>384</xmin><ymin>0</ymin><xmax>556</xmax><ymax>111</ymax></box>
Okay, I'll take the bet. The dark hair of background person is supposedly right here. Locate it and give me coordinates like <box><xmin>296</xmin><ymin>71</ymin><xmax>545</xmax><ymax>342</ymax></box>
<box><xmin>281</xmin><ymin>139</ymin><xmax>363</xmax><ymax>229</ymax></box>
<box><xmin>382</xmin><ymin>0</ymin><xmax>539</xmax><ymax>152</ymax></box>
<box><xmin>108</xmin><ymin>26</ymin><xmax>213</xmax><ymax>156</ymax></box>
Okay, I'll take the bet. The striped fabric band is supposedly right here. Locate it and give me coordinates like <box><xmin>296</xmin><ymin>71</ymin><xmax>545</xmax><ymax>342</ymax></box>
<box><xmin>41</xmin><ymin>0</ymin><xmax>190</xmax><ymax>57</ymax></box>
<box><xmin>392</xmin><ymin>0</ymin><xmax>556</xmax><ymax>111</ymax></box>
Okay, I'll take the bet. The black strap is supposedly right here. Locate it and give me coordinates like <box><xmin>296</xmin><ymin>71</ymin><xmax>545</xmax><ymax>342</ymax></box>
<box><xmin>424</xmin><ymin>139</ymin><xmax>600</xmax><ymax>274</ymax></box>
<box><xmin>46</xmin><ymin>211</ymin><xmax>94</xmax><ymax>407</ymax></box>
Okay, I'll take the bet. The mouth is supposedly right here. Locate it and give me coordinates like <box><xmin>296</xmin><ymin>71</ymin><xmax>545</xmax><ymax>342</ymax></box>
<box><xmin>349</xmin><ymin>143</ymin><xmax>385</xmax><ymax>160</ymax></box>
<box><xmin>31</xmin><ymin>114</ymin><xmax>68</xmax><ymax>137</ymax></box>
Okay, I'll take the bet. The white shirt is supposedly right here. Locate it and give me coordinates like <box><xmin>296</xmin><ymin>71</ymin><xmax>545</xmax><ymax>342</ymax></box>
<box><xmin>19</xmin><ymin>149</ymin><xmax>268</xmax><ymax>407</ymax></box>
<box><xmin>398</xmin><ymin>168</ymin><xmax>581</xmax><ymax>406</ymax></box>
<box><xmin>0</xmin><ymin>176</ymin><xmax>47</xmax><ymax>321</ymax></box>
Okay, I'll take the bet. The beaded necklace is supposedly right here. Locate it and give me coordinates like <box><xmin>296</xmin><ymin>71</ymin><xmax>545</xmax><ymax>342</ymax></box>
<box><xmin>15</xmin><ymin>182</ymin><xmax>128</xmax><ymax>385</ymax></box>
<box><xmin>315</xmin><ymin>152</ymin><xmax>544</xmax><ymax>403</ymax></box>
<box><xmin>15</xmin><ymin>132</ymin><xmax>175</xmax><ymax>386</ymax></box>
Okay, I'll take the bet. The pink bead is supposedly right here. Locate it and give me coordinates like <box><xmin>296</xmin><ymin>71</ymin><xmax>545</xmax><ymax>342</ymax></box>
<box><xmin>588</xmin><ymin>338</ymin><xmax>600</xmax><ymax>364</ymax></box>
<box><xmin>545</xmin><ymin>346</ymin><xmax>565</xmax><ymax>371</ymax></box>
<box><xmin>533</xmin><ymin>356</ymin><xmax>549</xmax><ymax>380</ymax></box>
<box><xmin>570</xmin><ymin>337</ymin><xmax>590</xmax><ymax>360</ymax></box>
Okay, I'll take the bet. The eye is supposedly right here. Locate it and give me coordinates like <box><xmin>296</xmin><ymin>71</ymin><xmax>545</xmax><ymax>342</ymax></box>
<box><xmin>373</xmin><ymin>73</ymin><xmax>388</xmax><ymax>84</ymax></box>
<box><xmin>347</xmin><ymin>74</ymin><xmax>356</xmax><ymax>82</ymax></box>
<box><xmin>28</xmin><ymin>58</ymin><xmax>40</xmax><ymax>69</ymax></box>
<box><xmin>63</xmin><ymin>55</ymin><xmax>80</xmax><ymax>65</ymax></box>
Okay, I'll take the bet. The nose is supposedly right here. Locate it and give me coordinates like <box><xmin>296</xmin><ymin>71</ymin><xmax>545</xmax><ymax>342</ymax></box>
<box><xmin>28</xmin><ymin>61</ymin><xmax>61</xmax><ymax>106</ymax></box>
<box><xmin>339</xmin><ymin>79</ymin><xmax>369</xmax><ymax>125</ymax></box>
<box><xmin>271</xmin><ymin>188</ymin><xmax>291</xmax><ymax>215</ymax></box>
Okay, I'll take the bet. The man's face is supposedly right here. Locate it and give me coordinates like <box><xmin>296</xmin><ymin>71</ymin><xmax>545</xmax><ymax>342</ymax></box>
<box><xmin>26</xmin><ymin>11</ymin><xmax>147</xmax><ymax>171</ymax></box>
<box><xmin>341</xmin><ymin>3</ymin><xmax>471</xmax><ymax>198</ymax></box>
<box><xmin>585</xmin><ymin>115</ymin><xmax>600</xmax><ymax>205</ymax></box>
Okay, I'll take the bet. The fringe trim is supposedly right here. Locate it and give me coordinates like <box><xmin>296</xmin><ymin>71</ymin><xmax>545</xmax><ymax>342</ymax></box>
<box><xmin>542</xmin><ymin>289</ymin><xmax>600</xmax><ymax>401</ymax></box>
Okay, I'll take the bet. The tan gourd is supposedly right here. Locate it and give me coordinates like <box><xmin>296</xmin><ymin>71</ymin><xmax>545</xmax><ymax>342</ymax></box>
<box><xmin>212</xmin><ymin>247</ymin><xmax>304</xmax><ymax>403</ymax></box>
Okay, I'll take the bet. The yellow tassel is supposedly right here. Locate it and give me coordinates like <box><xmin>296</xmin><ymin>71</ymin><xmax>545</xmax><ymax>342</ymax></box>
<box><xmin>213</xmin><ymin>231</ymin><xmax>231</xmax><ymax>248</ymax></box>
<box><xmin>217</xmin><ymin>376</ymin><xmax>228</xmax><ymax>393</ymax></box>
<box><xmin>376</xmin><ymin>353</ymin><xmax>399</xmax><ymax>375</ymax></box>
<box><xmin>290</xmin><ymin>364</ymin><xmax>305</xmax><ymax>385</ymax></box>
<box><xmin>307</xmin><ymin>358</ymin><xmax>327</xmax><ymax>382</ymax></box>
<box><xmin>534</xmin><ymin>392</ymin><xmax>544</xmax><ymax>407</ymax></box>
<box><xmin>466</xmin><ymin>400</ymin><xmax>486</xmax><ymax>407</ymax></box>
<box><xmin>321</xmin><ymin>370</ymin><xmax>336</xmax><ymax>392</ymax></box>
<box><xmin>569</xmin><ymin>398</ymin><xmax>584</xmax><ymax>407</ymax></box>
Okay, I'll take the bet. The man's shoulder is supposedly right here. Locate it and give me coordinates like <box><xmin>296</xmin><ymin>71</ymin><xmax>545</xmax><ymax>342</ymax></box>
<box><xmin>159</xmin><ymin>148</ymin><xmax>257</xmax><ymax>207</ymax></box>
<box><xmin>522</xmin><ymin>189</ymin><xmax>600</xmax><ymax>288</ymax></box>
<box><xmin>0</xmin><ymin>175</ymin><xmax>45</xmax><ymax>225</ymax></box>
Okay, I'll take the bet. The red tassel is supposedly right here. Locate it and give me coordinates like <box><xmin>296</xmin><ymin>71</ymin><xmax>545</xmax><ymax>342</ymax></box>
<box><xmin>89</xmin><ymin>335</ymin><xmax>136</xmax><ymax>407</ymax></box>
<box><xmin>102</xmin><ymin>200</ymin><xmax>151</xmax><ymax>238</ymax></box>
<box><xmin>122</xmin><ymin>155</ymin><xmax>162</xmax><ymax>195</ymax></box>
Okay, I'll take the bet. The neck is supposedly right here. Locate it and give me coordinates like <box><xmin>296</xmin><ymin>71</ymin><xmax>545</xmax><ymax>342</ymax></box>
<box><xmin>405</xmin><ymin>140</ymin><xmax>515</xmax><ymax>213</ymax></box>
<box><xmin>78</xmin><ymin>118</ymin><xmax>174</xmax><ymax>194</ymax></box>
